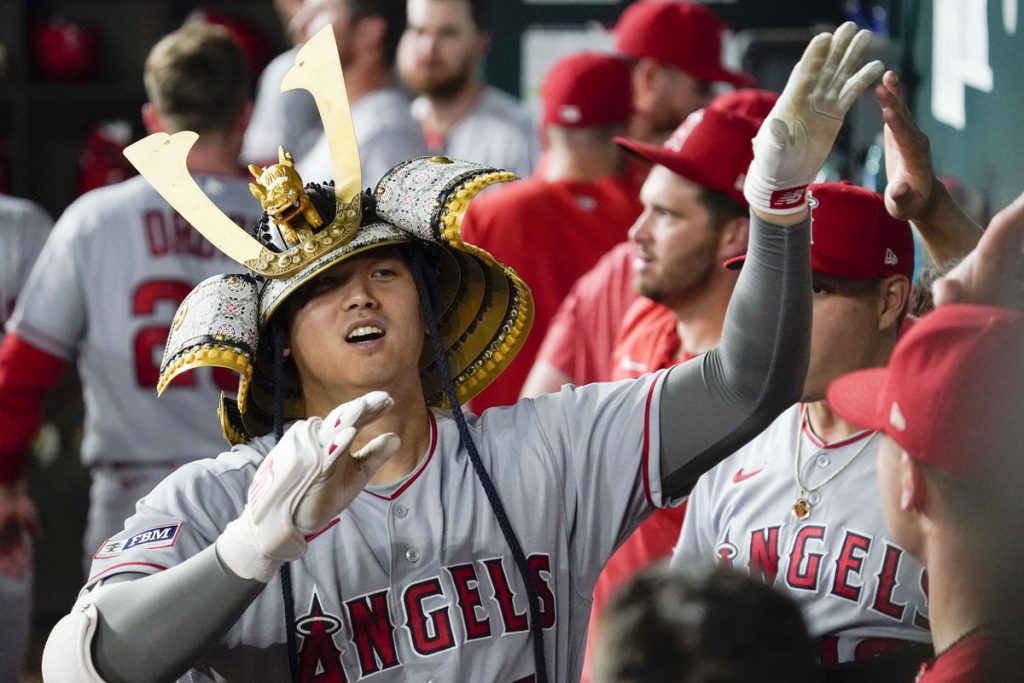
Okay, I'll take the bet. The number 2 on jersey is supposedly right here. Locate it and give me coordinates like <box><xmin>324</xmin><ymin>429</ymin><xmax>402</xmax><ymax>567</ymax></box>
<box><xmin>133</xmin><ymin>279</ymin><xmax>237</xmax><ymax>391</ymax></box>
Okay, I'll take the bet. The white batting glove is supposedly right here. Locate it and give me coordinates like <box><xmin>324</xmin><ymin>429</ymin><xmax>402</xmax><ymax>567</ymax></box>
<box><xmin>744</xmin><ymin>22</ymin><xmax>884</xmax><ymax>215</ymax></box>
<box><xmin>216</xmin><ymin>391</ymin><xmax>400</xmax><ymax>582</ymax></box>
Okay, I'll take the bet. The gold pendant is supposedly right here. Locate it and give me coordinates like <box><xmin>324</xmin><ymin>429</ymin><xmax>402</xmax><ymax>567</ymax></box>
<box><xmin>792</xmin><ymin>498</ymin><xmax>811</xmax><ymax>520</ymax></box>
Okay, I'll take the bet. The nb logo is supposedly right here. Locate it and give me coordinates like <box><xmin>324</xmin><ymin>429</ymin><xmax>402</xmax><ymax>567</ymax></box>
<box><xmin>769</xmin><ymin>187</ymin><xmax>806</xmax><ymax>208</ymax></box>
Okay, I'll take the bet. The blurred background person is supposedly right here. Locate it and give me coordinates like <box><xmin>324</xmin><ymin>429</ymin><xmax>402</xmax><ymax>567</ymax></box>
<box><xmin>595</xmin><ymin>565</ymin><xmax>818</xmax><ymax>683</ymax></box>
<box><xmin>0</xmin><ymin>23</ymin><xmax>263</xmax><ymax>579</ymax></box>
<box><xmin>0</xmin><ymin>194</ymin><xmax>52</xmax><ymax>683</ymax></box>
<box><xmin>292</xmin><ymin>0</ymin><xmax>427</xmax><ymax>186</ymax></box>
<box><xmin>613</xmin><ymin>1</ymin><xmax>754</xmax><ymax>145</ymax></box>
<box><xmin>461</xmin><ymin>52</ymin><xmax>641</xmax><ymax>411</ymax></box>
<box><xmin>398</xmin><ymin>0</ymin><xmax>539</xmax><ymax>177</ymax></box>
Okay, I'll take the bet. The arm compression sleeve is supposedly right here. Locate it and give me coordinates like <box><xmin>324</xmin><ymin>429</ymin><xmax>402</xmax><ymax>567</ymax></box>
<box><xmin>87</xmin><ymin>545</ymin><xmax>265</xmax><ymax>683</ymax></box>
<box><xmin>659</xmin><ymin>214</ymin><xmax>811</xmax><ymax>499</ymax></box>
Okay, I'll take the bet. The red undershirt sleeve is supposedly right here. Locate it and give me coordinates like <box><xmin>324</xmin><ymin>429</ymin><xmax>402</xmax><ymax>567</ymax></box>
<box><xmin>0</xmin><ymin>333</ymin><xmax>66</xmax><ymax>483</ymax></box>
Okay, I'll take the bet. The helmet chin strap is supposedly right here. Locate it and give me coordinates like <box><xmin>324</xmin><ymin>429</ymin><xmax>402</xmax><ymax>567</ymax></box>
<box><xmin>410</xmin><ymin>248</ymin><xmax>549</xmax><ymax>683</ymax></box>
<box><xmin>272</xmin><ymin>318</ymin><xmax>301</xmax><ymax>683</ymax></box>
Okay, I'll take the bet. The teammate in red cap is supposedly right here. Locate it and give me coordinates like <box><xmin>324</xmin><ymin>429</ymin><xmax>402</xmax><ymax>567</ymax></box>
<box><xmin>828</xmin><ymin>303</ymin><xmax>1024</xmax><ymax>683</ymax></box>
<box><xmin>826</xmin><ymin>183</ymin><xmax>1024</xmax><ymax>682</ymax></box>
<box><xmin>580</xmin><ymin>105</ymin><xmax>761</xmax><ymax>682</ymax></box>
<box><xmin>614</xmin><ymin>1</ymin><xmax>753</xmax><ymax>145</ymax></box>
<box><xmin>521</xmin><ymin>89</ymin><xmax>779</xmax><ymax>400</ymax></box>
<box><xmin>461</xmin><ymin>53</ymin><xmax>641</xmax><ymax>410</ymax></box>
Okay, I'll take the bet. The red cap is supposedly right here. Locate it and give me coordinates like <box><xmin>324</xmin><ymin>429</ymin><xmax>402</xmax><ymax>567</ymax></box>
<box><xmin>615</xmin><ymin>107</ymin><xmax>759</xmax><ymax>205</ymax></box>
<box><xmin>542</xmin><ymin>53</ymin><xmax>632</xmax><ymax>127</ymax></box>
<box><xmin>828</xmin><ymin>304</ymin><xmax>1024</xmax><ymax>478</ymax></box>
<box><xmin>708</xmin><ymin>88</ymin><xmax>779</xmax><ymax>124</ymax></box>
<box><xmin>614</xmin><ymin>1</ymin><xmax>754</xmax><ymax>87</ymax></box>
<box><xmin>724</xmin><ymin>182</ymin><xmax>915</xmax><ymax>279</ymax></box>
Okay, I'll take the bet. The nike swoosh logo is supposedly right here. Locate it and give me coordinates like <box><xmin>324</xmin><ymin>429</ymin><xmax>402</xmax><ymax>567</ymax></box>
<box><xmin>732</xmin><ymin>467</ymin><xmax>764</xmax><ymax>483</ymax></box>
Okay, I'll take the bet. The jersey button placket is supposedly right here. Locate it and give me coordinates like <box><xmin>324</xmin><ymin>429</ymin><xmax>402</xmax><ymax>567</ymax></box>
<box><xmin>405</xmin><ymin>547</ymin><xmax>421</xmax><ymax>563</ymax></box>
<box><xmin>393</xmin><ymin>503</ymin><xmax>408</xmax><ymax>519</ymax></box>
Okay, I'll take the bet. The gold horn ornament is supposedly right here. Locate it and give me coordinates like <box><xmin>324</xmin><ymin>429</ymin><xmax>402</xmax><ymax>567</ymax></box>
<box><xmin>122</xmin><ymin>25</ymin><xmax>363</xmax><ymax>279</ymax></box>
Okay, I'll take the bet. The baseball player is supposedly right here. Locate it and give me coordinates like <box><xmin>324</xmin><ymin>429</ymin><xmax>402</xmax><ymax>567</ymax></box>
<box><xmin>397</xmin><ymin>0</ymin><xmax>540</xmax><ymax>177</ymax></box>
<box><xmin>461</xmin><ymin>52</ymin><xmax>642</xmax><ymax>411</ymax></box>
<box><xmin>0</xmin><ymin>193</ymin><xmax>51</xmax><ymax>683</ymax></box>
<box><xmin>0</xmin><ymin>23</ymin><xmax>264</xmax><ymax>571</ymax></box>
<box><xmin>596</xmin><ymin>566</ymin><xmax>817</xmax><ymax>683</ymax></box>
<box><xmin>290</xmin><ymin>0</ymin><xmax>428</xmax><ymax>187</ymax></box>
<box><xmin>828</xmin><ymin>300</ymin><xmax>1024</xmax><ymax>683</ymax></box>
<box><xmin>42</xmin><ymin>24</ymin><xmax>879</xmax><ymax>682</ymax></box>
<box><xmin>613</xmin><ymin>1</ymin><xmax>753</xmax><ymax>145</ymax></box>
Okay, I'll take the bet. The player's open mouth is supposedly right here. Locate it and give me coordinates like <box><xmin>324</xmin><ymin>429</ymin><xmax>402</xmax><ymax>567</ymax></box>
<box><xmin>346</xmin><ymin>326</ymin><xmax>386</xmax><ymax>343</ymax></box>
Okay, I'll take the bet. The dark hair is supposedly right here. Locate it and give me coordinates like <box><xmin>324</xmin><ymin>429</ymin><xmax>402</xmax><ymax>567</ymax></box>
<box><xmin>464</xmin><ymin>0</ymin><xmax>487</xmax><ymax>29</ymax></box>
<box><xmin>144</xmin><ymin>23</ymin><xmax>251</xmax><ymax>134</ymax></box>
<box><xmin>598</xmin><ymin>566</ymin><xmax>817</xmax><ymax>683</ymax></box>
<box><xmin>697</xmin><ymin>186</ymin><xmax>747</xmax><ymax>229</ymax></box>
<box><xmin>347</xmin><ymin>0</ymin><xmax>407</xmax><ymax>67</ymax></box>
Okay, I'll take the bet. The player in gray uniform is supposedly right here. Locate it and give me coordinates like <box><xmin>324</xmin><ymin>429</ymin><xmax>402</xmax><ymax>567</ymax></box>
<box><xmin>0</xmin><ymin>194</ymin><xmax>51</xmax><ymax>683</ymax></box>
<box><xmin>398</xmin><ymin>0</ymin><xmax>540</xmax><ymax>178</ymax></box>
<box><xmin>0</xmin><ymin>24</ymin><xmax>263</xmax><ymax>570</ymax></box>
<box><xmin>269</xmin><ymin>0</ymin><xmax>428</xmax><ymax>186</ymax></box>
<box><xmin>42</xmin><ymin>24</ymin><xmax>881</xmax><ymax>683</ymax></box>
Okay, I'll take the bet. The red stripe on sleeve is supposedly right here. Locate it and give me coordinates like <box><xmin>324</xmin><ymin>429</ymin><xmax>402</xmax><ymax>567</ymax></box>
<box><xmin>0</xmin><ymin>333</ymin><xmax>66</xmax><ymax>483</ymax></box>
<box><xmin>640</xmin><ymin>373</ymin><xmax>663</xmax><ymax>509</ymax></box>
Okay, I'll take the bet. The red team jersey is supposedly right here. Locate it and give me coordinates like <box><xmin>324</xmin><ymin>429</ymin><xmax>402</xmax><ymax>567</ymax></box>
<box><xmin>462</xmin><ymin>174</ymin><xmax>641</xmax><ymax>410</ymax></box>
<box><xmin>582</xmin><ymin>296</ymin><xmax>694</xmax><ymax>681</ymax></box>
<box><xmin>534</xmin><ymin>241</ymin><xmax>640</xmax><ymax>388</ymax></box>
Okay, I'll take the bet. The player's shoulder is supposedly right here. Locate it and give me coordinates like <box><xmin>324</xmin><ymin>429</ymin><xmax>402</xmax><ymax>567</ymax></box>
<box><xmin>0</xmin><ymin>193</ymin><xmax>52</xmax><ymax>226</ymax></box>
<box><xmin>475</xmin><ymin>86</ymin><xmax>535</xmax><ymax>130</ymax></box>
<box><xmin>56</xmin><ymin>175</ymin><xmax>153</xmax><ymax>225</ymax></box>
<box><xmin>145</xmin><ymin>433</ymin><xmax>272</xmax><ymax>505</ymax></box>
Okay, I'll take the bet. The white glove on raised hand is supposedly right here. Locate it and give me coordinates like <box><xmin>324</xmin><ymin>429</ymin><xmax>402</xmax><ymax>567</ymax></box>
<box><xmin>744</xmin><ymin>21</ymin><xmax>885</xmax><ymax>216</ymax></box>
<box><xmin>217</xmin><ymin>391</ymin><xmax>401</xmax><ymax>582</ymax></box>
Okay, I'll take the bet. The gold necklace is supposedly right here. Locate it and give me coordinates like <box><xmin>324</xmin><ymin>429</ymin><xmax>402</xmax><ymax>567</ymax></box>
<box><xmin>792</xmin><ymin>406</ymin><xmax>879</xmax><ymax>520</ymax></box>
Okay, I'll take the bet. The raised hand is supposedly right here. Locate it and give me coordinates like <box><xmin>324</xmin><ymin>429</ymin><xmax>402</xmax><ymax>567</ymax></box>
<box><xmin>745</xmin><ymin>21</ymin><xmax>884</xmax><ymax>217</ymax></box>
<box><xmin>933</xmin><ymin>192</ymin><xmax>1024</xmax><ymax>310</ymax></box>
<box><xmin>216</xmin><ymin>391</ymin><xmax>400</xmax><ymax>582</ymax></box>
<box><xmin>0</xmin><ymin>481</ymin><xmax>38</xmax><ymax>578</ymax></box>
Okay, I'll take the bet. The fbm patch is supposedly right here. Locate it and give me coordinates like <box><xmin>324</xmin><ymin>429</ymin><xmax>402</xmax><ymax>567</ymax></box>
<box><xmin>94</xmin><ymin>523</ymin><xmax>183</xmax><ymax>559</ymax></box>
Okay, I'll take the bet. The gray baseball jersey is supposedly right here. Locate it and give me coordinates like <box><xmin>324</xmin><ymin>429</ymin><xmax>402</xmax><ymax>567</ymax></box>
<box><xmin>411</xmin><ymin>87</ymin><xmax>541</xmax><ymax>179</ymax></box>
<box><xmin>296</xmin><ymin>85</ymin><xmax>428</xmax><ymax>188</ymax></box>
<box><xmin>242</xmin><ymin>48</ymin><xmax>324</xmax><ymax>165</ymax></box>
<box><xmin>0</xmin><ymin>193</ymin><xmax>49</xmax><ymax>682</ymax></box>
<box><xmin>0</xmin><ymin>194</ymin><xmax>52</xmax><ymax>331</ymax></box>
<box><xmin>673</xmin><ymin>404</ymin><xmax>931</xmax><ymax>663</ymax></box>
<box><xmin>87</xmin><ymin>372</ymin><xmax>671</xmax><ymax>682</ymax></box>
<box><xmin>9</xmin><ymin>174</ymin><xmax>261</xmax><ymax>468</ymax></box>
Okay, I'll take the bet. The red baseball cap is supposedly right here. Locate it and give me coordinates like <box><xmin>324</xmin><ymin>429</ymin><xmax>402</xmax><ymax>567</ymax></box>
<box><xmin>614</xmin><ymin>1</ymin><xmax>754</xmax><ymax>87</ymax></box>
<box><xmin>615</xmin><ymin>107</ymin><xmax>759</xmax><ymax>205</ymax></box>
<box><xmin>542</xmin><ymin>53</ymin><xmax>633</xmax><ymax>127</ymax></box>
<box><xmin>708</xmin><ymin>88</ymin><xmax>779</xmax><ymax>124</ymax></box>
<box><xmin>724</xmin><ymin>182</ymin><xmax>915</xmax><ymax>279</ymax></box>
<box><xmin>828</xmin><ymin>304</ymin><xmax>1024</xmax><ymax>478</ymax></box>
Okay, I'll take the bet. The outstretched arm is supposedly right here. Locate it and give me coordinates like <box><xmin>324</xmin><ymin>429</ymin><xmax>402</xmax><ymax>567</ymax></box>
<box><xmin>876</xmin><ymin>70</ymin><xmax>981</xmax><ymax>264</ymax></box>
<box><xmin>43</xmin><ymin>392</ymin><xmax>400</xmax><ymax>683</ymax></box>
<box><xmin>657</xmin><ymin>23</ymin><xmax>884</xmax><ymax>498</ymax></box>
<box><xmin>932</xmin><ymin>192</ymin><xmax>1024</xmax><ymax>310</ymax></box>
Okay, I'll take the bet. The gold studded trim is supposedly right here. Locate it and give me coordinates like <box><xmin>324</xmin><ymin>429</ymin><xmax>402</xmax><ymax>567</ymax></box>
<box><xmin>158</xmin><ymin>343</ymin><xmax>254</xmax><ymax>413</ymax></box>
<box><xmin>437</xmin><ymin>170</ymin><xmax>518</xmax><ymax>248</ymax></box>
<box><xmin>218</xmin><ymin>394</ymin><xmax>250</xmax><ymax>446</ymax></box>
<box><xmin>243</xmin><ymin>194</ymin><xmax>363</xmax><ymax>279</ymax></box>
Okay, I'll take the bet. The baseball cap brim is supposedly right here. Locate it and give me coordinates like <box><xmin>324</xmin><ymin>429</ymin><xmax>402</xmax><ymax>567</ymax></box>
<box><xmin>827</xmin><ymin>367</ymin><xmax>889</xmax><ymax>433</ymax></box>
<box><xmin>686</xmin><ymin>63</ymin><xmax>756</xmax><ymax>87</ymax></box>
<box><xmin>615</xmin><ymin>136</ymin><xmax>714</xmax><ymax>195</ymax></box>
